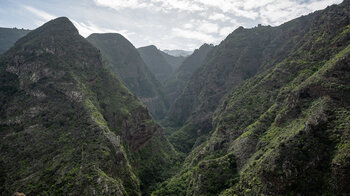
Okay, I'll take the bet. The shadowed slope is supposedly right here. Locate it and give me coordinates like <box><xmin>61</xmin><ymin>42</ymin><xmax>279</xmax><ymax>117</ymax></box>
<box><xmin>0</xmin><ymin>17</ymin><xmax>175</xmax><ymax>195</ymax></box>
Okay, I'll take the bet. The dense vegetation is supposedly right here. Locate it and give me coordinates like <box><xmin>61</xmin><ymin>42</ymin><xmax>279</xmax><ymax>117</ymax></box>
<box><xmin>0</xmin><ymin>27</ymin><xmax>30</xmax><ymax>55</ymax></box>
<box><xmin>156</xmin><ymin>0</ymin><xmax>350</xmax><ymax>195</ymax></box>
<box><xmin>86</xmin><ymin>33</ymin><xmax>169</xmax><ymax>120</ymax></box>
<box><xmin>163</xmin><ymin>43</ymin><xmax>214</xmax><ymax>112</ymax></box>
<box><xmin>0</xmin><ymin>17</ymin><xmax>176</xmax><ymax>195</ymax></box>
<box><xmin>1</xmin><ymin>1</ymin><xmax>350</xmax><ymax>195</ymax></box>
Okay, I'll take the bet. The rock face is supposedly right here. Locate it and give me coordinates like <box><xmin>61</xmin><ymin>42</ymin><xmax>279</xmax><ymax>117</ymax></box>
<box><xmin>138</xmin><ymin>45</ymin><xmax>173</xmax><ymax>83</ymax></box>
<box><xmin>0</xmin><ymin>27</ymin><xmax>30</xmax><ymax>55</ymax></box>
<box><xmin>166</xmin><ymin>9</ymin><xmax>315</xmax><ymax>153</ymax></box>
<box><xmin>155</xmin><ymin>1</ymin><xmax>350</xmax><ymax>195</ymax></box>
<box><xmin>164</xmin><ymin>43</ymin><xmax>214</xmax><ymax>107</ymax></box>
<box><xmin>86</xmin><ymin>33</ymin><xmax>169</xmax><ymax>120</ymax></box>
<box><xmin>0</xmin><ymin>17</ymin><xmax>175</xmax><ymax>195</ymax></box>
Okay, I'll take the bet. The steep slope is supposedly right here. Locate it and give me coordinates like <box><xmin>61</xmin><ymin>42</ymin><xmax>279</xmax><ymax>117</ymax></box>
<box><xmin>0</xmin><ymin>17</ymin><xmax>175</xmax><ymax>195</ymax></box>
<box><xmin>0</xmin><ymin>27</ymin><xmax>30</xmax><ymax>55</ymax></box>
<box><xmin>155</xmin><ymin>1</ymin><xmax>350</xmax><ymax>195</ymax></box>
<box><xmin>166</xmin><ymin>12</ymin><xmax>314</xmax><ymax>153</ymax></box>
<box><xmin>160</xmin><ymin>51</ymin><xmax>186</xmax><ymax>71</ymax></box>
<box><xmin>138</xmin><ymin>45</ymin><xmax>173</xmax><ymax>83</ymax></box>
<box><xmin>164</xmin><ymin>44</ymin><xmax>214</xmax><ymax>107</ymax></box>
<box><xmin>86</xmin><ymin>33</ymin><xmax>168</xmax><ymax>120</ymax></box>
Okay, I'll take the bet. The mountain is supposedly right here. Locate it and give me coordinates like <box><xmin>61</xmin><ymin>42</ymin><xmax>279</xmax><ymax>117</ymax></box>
<box><xmin>0</xmin><ymin>27</ymin><xmax>30</xmax><ymax>55</ymax></box>
<box><xmin>156</xmin><ymin>1</ymin><xmax>350</xmax><ymax>195</ymax></box>
<box><xmin>138</xmin><ymin>45</ymin><xmax>173</xmax><ymax>83</ymax></box>
<box><xmin>160</xmin><ymin>51</ymin><xmax>186</xmax><ymax>71</ymax></box>
<box><xmin>86</xmin><ymin>33</ymin><xmax>168</xmax><ymax>120</ymax></box>
<box><xmin>0</xmin><ymin>17</ymin><xmax>176</xmax><ymax>195</ymax></box>
<box><xmin>164</xmin><ymin>43</ymin><xmax>214</xmax><ymax>107</ymax></box>
<box><xmin>163</xmin><ymin>49</ymin><xmax>192</xmax><ymax>57</ymax></box>
<box><xmin>166</xmin><ymin>15</ymin><xmax>312</xmax><ymax>153</ymax></box>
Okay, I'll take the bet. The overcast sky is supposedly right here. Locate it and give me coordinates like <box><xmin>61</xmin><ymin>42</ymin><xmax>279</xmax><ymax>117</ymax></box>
<box><xmin>0</xmin><ymin>0</ymin><xmax>343</xmax><ymax>50</ymax></box>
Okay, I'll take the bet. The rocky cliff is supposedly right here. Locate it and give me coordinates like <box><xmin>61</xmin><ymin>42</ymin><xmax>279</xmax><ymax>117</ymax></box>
<box><xmin>0</xmin><ymin>17</ymin><xmax>176</xmax><ymax>195</ymax></box>
<box><xmin>87</xmin><ymin>33</ymin><xmax>169</xmax><ymax>120</ymax></box>
<box><xmin>155</xmin><ymin>1</ymin><xmax>350</xmax><ymax>195</ymax></box>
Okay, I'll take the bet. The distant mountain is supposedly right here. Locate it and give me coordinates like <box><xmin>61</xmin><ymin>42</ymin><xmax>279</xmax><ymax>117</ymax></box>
<box><xmin>163</xmin><ymin>49</ymin><xmax>192</xmax><ymax>57</ymax></box>
<box><xmin>0</xmin><ymin>17</ymin><xmax>175</xmax><ymax>195</ymax></box>
<box><xmin>160</xmin><ymin>51</ymin><xmax>186</xmax><ymax>71</ymax></box>
<box><xmin>156</xmin><ymin>1</ymin><xmax>350</xmax><ymax>195</ymax></box>
<box><xmin>138</xmin><ymin>45</ymin><xmax>173</xmax><ymax>83</ymax></box>
<box><xmin>0</xmin><ymin>27</ymin><xmax>30</xmax><ymax>55</ymax></box>
<box><xmin>87</xmin><ymin>33</ymin><xmax>169</xmax><ymax>120</ymax></box>
<box><xmin>164</xmin><ymin>43</ymin><xmax>214</xmax><ymax>107</ymax></box>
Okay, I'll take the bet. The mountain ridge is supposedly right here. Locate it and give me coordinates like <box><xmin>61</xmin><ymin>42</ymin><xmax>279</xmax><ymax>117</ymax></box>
<box><xmin>0</xmin><ymin>17</ymin><xmax>176</xmax><ymax>195</ymax></box>
<box><xmin>138</xmin><ymin>45</ymin><xmax>174</xmax><ymax>83</ymax></box>
<box><xmin>86</xmin><ymin>33</ymin><xmax>169</xmax><ymax>120</ymax></box>
<box><xmin>0</xmin><ymin>27</ymin><xmax>30</xmax><ymax>55</ymax></box>
<box><xmin>155</xmin><ymin>1</ymin><xmax>350</xmax><ymax>195</ymax></box>
<box><xmin>163</xmin><ymin>43</ymin><xmax>214</xmax><ymax>113</ymax></box>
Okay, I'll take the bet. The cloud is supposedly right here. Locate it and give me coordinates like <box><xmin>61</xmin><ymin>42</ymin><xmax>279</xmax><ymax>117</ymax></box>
<box><xmin>152</xmin><ymin>0</ymin><xmax>204</xmax><ymax>12</ymax></box>
<box><xmin>2</xmin><ymin>0</ymin><xmax>343</xmax><ymax>51</ymax></box>
<box><xmin>219</xmin><ymin>26</ymin><xmax>236</xmax><ymax>36</ymax></box>
<box><xmin>257</xmin><ymin>0</ymin><xmax>342</xmax><ymax>25</ymax></box>
<box><xmin>72</xmin><ymin>20</ymin><xmax>135</xmax><ymax>38</ymax></box>
<box><xmin>197</xmin><ymin>21</ymin><xmax>218</xmax><ymax>34</ymax></box>
<box><xmin>22</xmin><ymin>5</ymin><xmax>56</xmax><ymax>21</ymax></box>
<box><xmin>184</xmin><ymin>23</ymin><xmax>194</xmax><ymax>29</ymax></box>
<box><xmin>306</xmin><ymin>0</ymin><xmax>341</xmax><ymax>10</ymax></box>
<box><xmin>93</xmin><ymin>0</ymin><xmax>144</xmax><ymax>10</ymax></box>
<box><xmin>208</xmin><ymin>13</ymin><xmax>230</xmax><ymax>22</ymax></box>
<box><xmin>94</xmin><ymin>0</ymin><xmax>204</xmax><ymax>12</ymax></box>
<box><xmin>171</xmin><ymin>27</ymin><xmax>219</xmax><ymax>43</ymax></box>
<box><xmin>242</xmin><ymin>0</ymin><xmax>275</xmax><ymax>10</ymax></box>
<box><xmin>92</xmin><ymin>0</ymin><xmax>342</xmax><ymax>26</ymax></box>
<box><xmin>21</xmin><ymin>5</ymin><xmax>133</xmax><ymax>38</ymax></box>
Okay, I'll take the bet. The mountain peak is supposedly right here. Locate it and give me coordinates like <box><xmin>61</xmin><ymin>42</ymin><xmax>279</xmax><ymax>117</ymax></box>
<box><xmin>199</xmin><ymin>43</ymin><xmax>214</xmax><ymax>50</ymax></box>
<box><xmin>38</xmin><ymin>17</ymin><xmax>78</xmax><ymax>35</ymax></box>
<box><xmin>6</xmin><ymin>16</ymin><xmax>84</xmax><ymax>56</ymax></box>
<box><xmin>12</xmin><ymin>17</ymin><xmax>79</xmax><ymax>47</ymax></box>
<box><xmin>139</xmin><ymin>45</ymin><xmax>158</xmax><ymax>50</ymax></box>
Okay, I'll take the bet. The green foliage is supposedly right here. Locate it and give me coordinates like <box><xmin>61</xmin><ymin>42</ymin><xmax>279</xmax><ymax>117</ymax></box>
<box><xmin>159</xmin><ymin>1</ymin><xmax>350</xmax><ymax>195</ymax></box>
<box><xmin>0</xmin><ymin>17</ymin><xmax>176</xmax><ymax>196</ymax></box>
<box><xmin>163</xmin><ymin>44</ymin><xmax>214</xmax><ymax>106</ymax></box>
<box><xmin>87</xmin><ymin>34</ymin><xmax>169</xmax><ymax>120</ymax></box>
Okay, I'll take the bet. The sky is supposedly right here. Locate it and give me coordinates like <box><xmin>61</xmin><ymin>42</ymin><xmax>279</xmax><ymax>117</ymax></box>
<box><xmin>0</xmin><ymin>0</ymin><xmax>343</xmax><ymax>51</ymax></box>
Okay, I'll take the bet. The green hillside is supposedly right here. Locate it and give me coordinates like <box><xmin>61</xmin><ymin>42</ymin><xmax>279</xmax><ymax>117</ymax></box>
<box><xmin>87</xmin><ymin>33</ymin><xmax>169</xmax><ymax>120</ymax></box>
<box><xmin>156</xmin><ymin>1</ymin><xmax>350</xmax><ymax>195</ymax></box>
<box><xmin>0</xmin><ymin>17</ymin><xmax>176</xmax><ymax>195</ymax></box>
<box><xmin>164</xmin><ymin>43</ymin><xmax>214</xmax><ymax>108</ymax></box>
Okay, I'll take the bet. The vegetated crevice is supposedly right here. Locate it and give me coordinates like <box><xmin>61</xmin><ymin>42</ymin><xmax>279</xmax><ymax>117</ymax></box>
<box><xmin>0</xmin><ymin>17</ymin><xmax>177</xmax><ymax>195</ymax></box>
<box><xmin>154</xmin><ymin>1</ymin><xmax>350</xmax><ymax>195</ymax></box>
